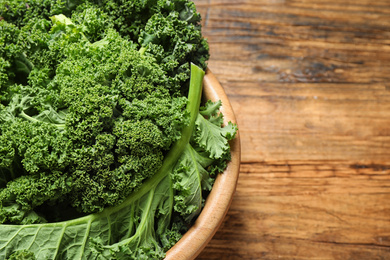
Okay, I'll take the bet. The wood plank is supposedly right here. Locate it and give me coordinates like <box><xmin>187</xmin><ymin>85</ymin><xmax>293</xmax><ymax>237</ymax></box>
<box><xmin>198</xmin><ymin>161</ymin><xmax>390</xmax><ymax>259</ymax></box>
<box><xmin>225</xmin><ymin>81</ymin><xmax>390</xmax><ymax>162</ymax></box>
<box><xmin>193</xmin><ymin>0</ymin><xmax>390</xmax><ymax>259</ymax></box>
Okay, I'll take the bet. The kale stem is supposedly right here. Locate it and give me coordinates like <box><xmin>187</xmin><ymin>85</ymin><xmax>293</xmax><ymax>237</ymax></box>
<box><xmin>19</xmin><ymin>111</ymin><xmax>66</xmax><ymax>130</ymax></box>
<box><xmin>139</xmin><ymin>46</ymin><xmax>147</xmax><ymax>56</ymax></box>
<box><xmin>16</xmin><ymin>53</ymin><xmax>34</xmax><ymax>73</ymax></box>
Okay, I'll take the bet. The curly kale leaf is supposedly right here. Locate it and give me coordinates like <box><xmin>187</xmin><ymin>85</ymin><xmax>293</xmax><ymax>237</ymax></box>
<box><xmin>1</xmin><ymin>0</ymin><xmax>85</xmax><ymax>27</ymax></box>
<box><xmin>195</xmin><ymin>100</ymin><xmax>238</xmax><ymax>159</ymax></box>
<box><xmin>0</xmin><ymin>172</ymin><xmax>72</xmax><ymax>224</ymax></box>
<box><xmin>172</xmin><ymin>144</ymin><xmax>214</xmax><ymax>222</ymax></box>
<box><xmin>2</xmin><ymin>0</ymin><xmax>209</xmax><ymax>74</ymax></box>
<box><xmin>140</xmin><ymin>9</ymin><xmax>209</xmax><ymax>70</ymax></box>
<box><xmin>0</xmin><ymin>20</ymin><xmax>31</xmax><ymax>87</ymax></box>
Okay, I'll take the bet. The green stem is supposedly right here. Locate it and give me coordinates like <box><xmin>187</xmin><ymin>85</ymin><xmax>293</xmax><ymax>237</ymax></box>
<box><xmin>139</xmin><ymin>46</ymin><xmax>147</xmax><ymax>56</ymax></box>
<box><xmin>19</xmin><ymin>111</ymin><xmax>65</xmax><ymax>130</ymax></box>
<box><xmin>15</xmin><ymin>53</ymin><xmax>34</xmax><ymax>75</ymax></box>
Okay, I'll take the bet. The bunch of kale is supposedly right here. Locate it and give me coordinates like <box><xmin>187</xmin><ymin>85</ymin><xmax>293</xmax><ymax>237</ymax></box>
<box><xmin>0</xmin><ymin>1</ymin><xmax>236</xmax><ymax>259</ymax></box>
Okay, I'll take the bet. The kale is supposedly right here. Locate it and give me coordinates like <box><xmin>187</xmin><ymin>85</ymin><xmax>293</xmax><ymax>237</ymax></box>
<box><xmin>0</xmin><ymin>1</ymin><xmax>237</xmax><ymax>258</ymax></box>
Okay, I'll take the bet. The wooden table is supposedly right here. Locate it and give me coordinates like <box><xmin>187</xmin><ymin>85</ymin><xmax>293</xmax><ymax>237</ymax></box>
<box><xmin>193</xmin><ymin>0</ymin><xmax>390</xmax><ymax>259</ymax></box>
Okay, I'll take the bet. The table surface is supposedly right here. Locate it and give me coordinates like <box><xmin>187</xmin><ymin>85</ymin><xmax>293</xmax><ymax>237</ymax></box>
<box><xmin>193</xmin><ymin>0</ymin><xmax>390</xmax><ymax>259</ymax></box>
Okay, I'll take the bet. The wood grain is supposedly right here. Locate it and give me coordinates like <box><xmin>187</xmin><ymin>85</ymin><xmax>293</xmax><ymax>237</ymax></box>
<box><xmin>193</xmin><ymin>0</ymin><xmax>390</xmax><ymax>259</ymax></box>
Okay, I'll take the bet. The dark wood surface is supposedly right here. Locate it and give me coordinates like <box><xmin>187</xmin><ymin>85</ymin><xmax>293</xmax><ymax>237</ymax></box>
<box><xmin>193</xmin><ymin>0</ymin><xmax>390</xmax><ymax>259</ymax></box>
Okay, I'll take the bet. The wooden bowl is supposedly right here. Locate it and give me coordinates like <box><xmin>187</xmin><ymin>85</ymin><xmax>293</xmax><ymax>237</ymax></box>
<box><xmin>165</xmin><ymin>69</ymin><xmax>241</xmax><ymax>259</ymax></box>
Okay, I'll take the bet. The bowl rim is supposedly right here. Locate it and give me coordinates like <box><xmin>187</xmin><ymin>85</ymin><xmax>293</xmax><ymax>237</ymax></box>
<box><xmin>165</xmin><ymin>69</ymin><xmax>241</xmax><ymax>259</ymax></box>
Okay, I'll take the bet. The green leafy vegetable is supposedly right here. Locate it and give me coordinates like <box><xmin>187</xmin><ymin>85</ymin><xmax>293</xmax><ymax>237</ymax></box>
<box><xmin>0</xmin><ymin>0</ymin><xmax>236</xmax><ymax>258</ymax></box>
